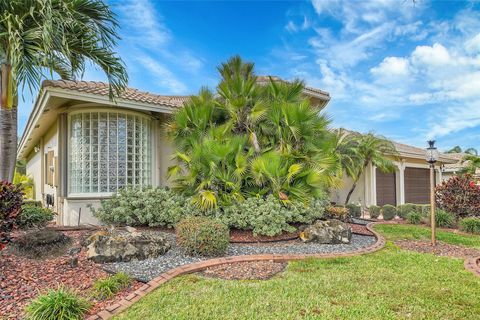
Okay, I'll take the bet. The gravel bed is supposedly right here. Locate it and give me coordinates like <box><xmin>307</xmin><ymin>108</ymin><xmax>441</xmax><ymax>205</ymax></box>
<box><xmin>102</xmin><ymin>231</ymin><xmax>376</xmax><ymax>282</ymax></box>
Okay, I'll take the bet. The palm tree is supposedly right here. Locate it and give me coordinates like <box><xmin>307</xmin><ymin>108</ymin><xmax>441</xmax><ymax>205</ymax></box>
<box><xmin>464</xmin><ymin>148</ymin><xmax>478</xmax><ymax>156</ymax></box>
<box><xmin>343</xmin><ymin>132</ymin><xmax>398</xmax><ymax>204</ymax></box>
<box><xmin>446</xmin><ymin>146</ymin><xmax>462</xmax><ymax>153</ymax></box>
<box><xmin>0</xmin><ymin>0</ymin><xmax>128</xmax><ymax>181</ymax></box>
<box><xmin>461</xmin><ymin>154</ymin><xmax>480</xmax><ymax>175</ymax></box>
<box><xmin>166</xmin><ymin>56</ymin><xmax>339</xmax><ymax>209</ymax></box>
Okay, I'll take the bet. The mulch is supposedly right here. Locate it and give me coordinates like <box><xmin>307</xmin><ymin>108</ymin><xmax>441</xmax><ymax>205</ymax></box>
<box><xmin>348</xmin><ymin>223</ymin><xmax>374</xmax><ymax>236</ymax></box>
<box><xmin>0</xmin><ymin>229</ymin><xmax>141</xmax><ymax>319</ymax></box>
<box><xmin>394</xmin><ymin>240</ymin><xmax>480</xmax><ymax>259</ymax></box>
<box><xmin>199</xmin><ymin>260</ymin><xmax>287</xmax><ymax>280</ymax></box>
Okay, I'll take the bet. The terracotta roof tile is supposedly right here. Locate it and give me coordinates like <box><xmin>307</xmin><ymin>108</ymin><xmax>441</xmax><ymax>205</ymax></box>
<box><xmin>42</xmin><ymin>80</ymin><xmax>190</xmax><ymax>108</ymax></box>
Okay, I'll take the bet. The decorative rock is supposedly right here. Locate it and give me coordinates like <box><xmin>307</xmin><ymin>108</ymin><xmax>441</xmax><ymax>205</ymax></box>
<box><xmin>299</xmin><ymin>219</ymin><xmax>352</xmax><ymax>244</ymax></box>
<box><xmin>86</xmin><ymin>230</ymin><xmax>171</xmax><ymax>263</ymax></box>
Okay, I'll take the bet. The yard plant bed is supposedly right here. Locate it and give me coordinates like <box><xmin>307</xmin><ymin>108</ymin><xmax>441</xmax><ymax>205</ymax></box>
<box><xmin>199</xmin><ymin>261</ymin><xmax>287</xmax><ymax>280</ymax></box>
<box><xmin>0</xmin><ymin>230</ymin><xmax>141</xmax><ymax>319</ymax></box>
<box><xmin>112</xmin><ymin>241</ymin><xmax>480</xmax><ymax>320</ymax></box>
<box><xmin>106</xmin><ymin>224</ymin><xmax>480</xmax><ymax>320</ymax></box>
<box><xmin>394</xmin><ymin>239</ymin><xmax>480</xmax><ymax>258</ymax></box>
<box><xmin>103</xmin><ymin>230</ymin><xmax>376</xmax><ymax>282</ymax></box>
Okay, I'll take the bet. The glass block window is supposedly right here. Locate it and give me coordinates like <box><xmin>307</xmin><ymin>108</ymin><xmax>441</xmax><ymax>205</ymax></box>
<box><xmin>69</xmin><ymin>111</ymin><xmax>151</xmax><ymax>194</ymax></box>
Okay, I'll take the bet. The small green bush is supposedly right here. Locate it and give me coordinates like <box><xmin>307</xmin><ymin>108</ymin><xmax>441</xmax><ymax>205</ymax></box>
<box><xmin>425</xmin><ymin>210</ymin><xmax>455</xmax><ymax>228</ymax></box>
<box><xmin>407</xmin><ymin>212</ymin><xmax>422</xmax><ymax>224</ymax></box>
<box><xmin>25</xmin><ymin>287</ymin><xmax>90</xmax><ymax>320</ymax></box>
<box><xmin>397</xmin><ymin>203</ymin><xmax>417</xmax><ymax>219</ymax></box>
<box><xmin>419</xmin><ymin>204</ymin><xmax>431</xmax><ymax>216</ymax></box>
<box><xmin>18</xmin><ymin>205</ymin><xmax>55</xmax><ymax>228</ymax></box>
<box><xmin>325</xmin><ymin>205</ymin><xmax>349</xmax><ymax>221</ymax></box>
<box><xmin>92</xmin><ymin>272</ymin><xmax>131</xmax><ymax>300</ymax></box>
<box><xmin>22</xmin><ymin>200</ymin><xmax>42</xmax><ymax>207</ymax></box>
<box><xmin>176</xmin><ymin>216</ymin><xmax>229</xmax><ymax>256</ymax></box>
<box><xmin>382</xmin><ymin>204</ymin><xmax>397</xmax><ymax>220</ymax></box>
<box><xmin>345</xmin><ymin>203</ymin><xmax>362</xmax><ymax>218</ymax></box>
<box><xmin>91</xmin><ymin>187</ymin><xmax>193</xmax><ymax>228</ymax></box>
<box><xmin>369</xmin><ymin>205</ymin><xmax>381</xmax><ymax>219</ymax></box>
<box><xmin>459</xmin><ymin>217</ymin><xmax>480</xmax><ymax>234</ymax></box>
<box><xmin>218</xmin><ymin>195</ymin><xmax>328</xmax><ymax>236</ymax></box>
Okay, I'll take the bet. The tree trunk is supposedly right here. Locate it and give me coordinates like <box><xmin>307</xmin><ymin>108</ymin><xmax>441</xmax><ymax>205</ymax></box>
<box><xmin>0</xmin><ymin>63</ymin><xmax>17</xmax><ymax>182</ymax></box>
<box><xmin>345</xmin><ymin>181</ymin><xmax>357</xmax><ymax>205</ymax></box>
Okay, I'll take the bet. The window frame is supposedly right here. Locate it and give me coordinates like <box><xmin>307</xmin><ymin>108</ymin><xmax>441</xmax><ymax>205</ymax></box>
<box><xmin>67</xmin><ymin>108</ymin><xmax>154</xmax><ymax>198</ymax></box>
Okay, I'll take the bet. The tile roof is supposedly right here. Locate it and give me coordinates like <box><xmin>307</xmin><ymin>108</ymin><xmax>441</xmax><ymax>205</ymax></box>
<box><xmin>42</xmin><ymin>80</ymin><xmax>190</xmax><ymax>108</ymax></box>
<box><xmin>443</xmin><ymin>153</ymin><xmax>469</xmax><ymax>170</ymax></box>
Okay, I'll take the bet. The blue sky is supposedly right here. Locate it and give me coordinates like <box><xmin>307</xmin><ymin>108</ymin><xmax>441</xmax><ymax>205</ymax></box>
<box><xmin>18</xmin><ymin>0</ymin><xmax>480</xmax><ymax>151</ymax></box>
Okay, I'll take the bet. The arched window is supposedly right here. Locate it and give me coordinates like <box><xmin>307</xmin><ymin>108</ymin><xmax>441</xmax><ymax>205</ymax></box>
<box><xmin>69</xmin><ymin>110</ymin><xmax>151</xmax><ymax>195</ymax></box>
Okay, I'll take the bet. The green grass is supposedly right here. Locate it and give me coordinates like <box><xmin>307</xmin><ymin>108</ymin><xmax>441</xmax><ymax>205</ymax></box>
<box><xmin>374</xmin><ymin>224</ymin><xmax>480</xmax><ymax>248</ymax></box>
<box><xmin>114</xmin><ymin>225</ymin><xmax>480</xmax><ymax>320</ymax></box>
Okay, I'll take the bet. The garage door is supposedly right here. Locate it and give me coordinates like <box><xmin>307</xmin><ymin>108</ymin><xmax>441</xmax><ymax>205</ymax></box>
<box><xmin>376</xmin><ymin>169</ymin><xmax>396</xmax><ymax>206</ymax></box>
<box><xmin>405</xmin><ymin>168</ymin><xmax>431</xmax><ymax>204</ymax></box>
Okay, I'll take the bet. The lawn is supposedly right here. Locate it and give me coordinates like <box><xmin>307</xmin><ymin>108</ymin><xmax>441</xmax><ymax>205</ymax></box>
<box><xmin>114</xmin><ymin>225</ymin><xmax>480</xmax><ymax>320</ymax></box>
<box><xmin>375</xmin><ymin>224</ymin><xmax>480</xmax><ymax>248</ymax></box>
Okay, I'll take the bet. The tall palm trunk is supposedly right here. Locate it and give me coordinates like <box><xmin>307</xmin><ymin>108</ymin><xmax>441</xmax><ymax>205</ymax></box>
<box><xmin>0</xmin><ymin>63</ymin><xmax>18</xmax><ymax>182</ymax></box>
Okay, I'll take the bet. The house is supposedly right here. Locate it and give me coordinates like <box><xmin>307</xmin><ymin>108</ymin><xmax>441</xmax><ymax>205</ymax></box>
<box><xmin>332</xmin><ymin>141</ymin><xmax>456</xmax><ymax>207</ymax></box>
<box><xmin>18</xmin><ymin>79</ymin><xmax>456</xmax><ymax>226</ymax></box>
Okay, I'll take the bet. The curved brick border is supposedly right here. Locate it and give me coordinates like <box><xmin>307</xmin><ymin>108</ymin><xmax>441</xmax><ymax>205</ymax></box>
<box><xmin>87</xmin><ymin>223</ymin><xmax>385</xmax><ymax>319</ymax></box>
<box><xmin>464</xmin><ymin>256</ymin><xmax>480</xmax><ymax>277</ymax></box>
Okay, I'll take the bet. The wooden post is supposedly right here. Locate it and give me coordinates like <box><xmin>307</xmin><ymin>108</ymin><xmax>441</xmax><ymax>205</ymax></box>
<box><xmin>430</xmin><ymin>164</ymin><xmax>436</xmax><ymax>246</ymax></box>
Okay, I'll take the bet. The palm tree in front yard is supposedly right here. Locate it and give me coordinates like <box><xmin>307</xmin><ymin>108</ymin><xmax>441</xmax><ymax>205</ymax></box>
<box><xmin>0</xmin><ymin>0</ymin><xmax>128</xmax><ymax>181</ymax></box>
<box><xmin>342</xmin><ymin>132</ymin><xmax>398</xmax><ymax>205</ymax></box>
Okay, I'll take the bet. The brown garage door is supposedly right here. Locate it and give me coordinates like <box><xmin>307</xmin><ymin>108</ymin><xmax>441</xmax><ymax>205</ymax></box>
<box><xmin>405</xmin><ymin>168</ymin><xmax>431</xmax><ymax>204</ymax></box>
<box><xmin>376</xmin><ymin>169</ymin><xmax>396</xmax><ymax>206</ymax></box>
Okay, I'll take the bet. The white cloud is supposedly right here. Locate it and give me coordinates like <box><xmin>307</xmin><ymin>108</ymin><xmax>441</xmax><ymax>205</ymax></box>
<box><xmin>116</xmin><ymin>0</ymin><xmax>170</xmax><ymax>45</ymax></box>
<box><xmin>465</xmin><ymin>33</ymin><xmax>480</xmax><ymax>54</ymax></box>
<box><xmin>136</xmin><ymin>55</ymin><xmax>187</xmax><ymax>94</ymax></box>
<box><xmin>371</xmin><ymin>57</ymin><xmax>410</xmax><ymax>77</ymax></box>
<box><xmin>112</xmin><ymin>0</ymin><xmax>204</xmax><ymax>92</ymax></box>
<box><xmin>411</xmin><ymin>43</ymin><xmax>451</xmax><ymax>66</ymax></box>
<box><xmin>285</xmin><ymin>16</ymin><xmax>310</xmax><ymax>33</ymax></box>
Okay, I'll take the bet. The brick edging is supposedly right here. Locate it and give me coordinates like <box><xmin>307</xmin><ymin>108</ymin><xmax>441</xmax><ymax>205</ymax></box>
<box><xmin>87</xmin><ymin>222</ymin><xmax>386</xmax><ymax>320</ymax></box>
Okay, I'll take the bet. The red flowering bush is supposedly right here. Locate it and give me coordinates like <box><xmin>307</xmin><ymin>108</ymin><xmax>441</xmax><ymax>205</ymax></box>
<box><xmin>435</xmin><ymin>174</ymin><xmax>480</xmax><ymax>219</ymax></box>
<box><xmin>0</xmin><ymin>180</ymin><xmax>24</xmax><ymax>250</ymax></box>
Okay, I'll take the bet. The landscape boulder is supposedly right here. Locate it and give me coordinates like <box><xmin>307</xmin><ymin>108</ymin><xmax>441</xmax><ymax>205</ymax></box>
<box><xmin>299</xmin><ymin>219</ymin><xmax>352</xmax><ymax>244</ymax></box>
<box><xmin>85</xmin><ymin>228</ymin><xmax>171</xmax><ymax>263</ymax></box>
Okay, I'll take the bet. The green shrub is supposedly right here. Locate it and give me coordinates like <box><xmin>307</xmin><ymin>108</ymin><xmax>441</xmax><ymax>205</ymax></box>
<box><xmin>369</xmin><ymin>205</ymin><xmax>381</xmax><ymax>219</ymax></box>
<box><xmin>425</xmin><ymin>210</ymin><xmax>455</xmax><ymax>228</ymax></box>
<box><xmin>22</xmin><ymin>200</ymin><xmax>42</xmax><ymax>207</ymax></box>
<box><xmin>92</xmin><ymin>272</ymin><xmax>131</xmax><ymax>300</ymax></box>
<box><xmin>459</xmin><ymin>217</ymin><xmax>480</xmax><ymax>234</ymax></box>
<box><xmin>407</xmin><ymin>212</ymin><xmax>422</xmax><ymax>224</ymax></box>
<box><xmin>325</xmin><ymin>205</ymin><xmax>349</xmax><ymax>221</ymax></box>
<box><xmin>345</xmin><ymin>203</ymin><xmax>362</xmax><ymax>218</ymax></box>
<box><xmin>18</xmin><ymin>205</ymin><xmax>55</xmax><ymax>228</ymax></box>
<box><xmin>91</xmin><ymin>187</ymin><xmax>193</xmax><ymax>228</ymax></box>
<box><xmin>382</xmin><ymin>204</ymin><xmax>397</xmax><ymax>220</ymax></box>
<box><xmin>25</xmin><ymin>287</ymin><xmax>90</xmax><ymax>320</ymax></box>
<box><xmin>397</xmin><ymin>203</ymin><xmax>417</xmax><ymax>219</ymax></box>
<box><xmin>419</xmin><ymin>204</ymin><xmax>431</xmax><ymax>216</ymax></box>
<box><xmin>176</xmin><ymin>216</ymin><xmax>229</xmax><ymax>256</ymax></box>
<box><xmin>218</xmin><ymin>195</ymin><xmax>328</xmax><ymax>236</ymax></box>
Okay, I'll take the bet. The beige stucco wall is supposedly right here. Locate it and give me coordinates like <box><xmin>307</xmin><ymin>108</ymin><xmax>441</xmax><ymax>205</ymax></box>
<box><xmin>25</xmin><ymin>107</ymin><xmax>177</xmax><ymax>226</ymax></box>
<box><xmin>331</xmin><ymin>172</ymin><xmax>366</xmax><ymax>206</ymax></box>
<box><xmin>26</xmin><ymin>149</ymin><xmax>42</xmax><ymax>200</ymax></box>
